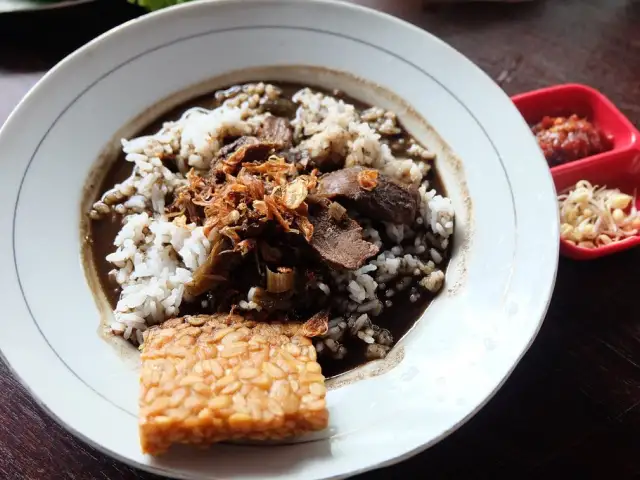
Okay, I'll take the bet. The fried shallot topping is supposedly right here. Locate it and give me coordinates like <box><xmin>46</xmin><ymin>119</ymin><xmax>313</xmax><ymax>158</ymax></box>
<box><xmin>170</xmin><ymin>154</ymin><xmax>319</xmax><ymax>244</ymax></box>
<box><xmin>357</xmin><ymin>168</ymin><xmax>379</xmax><ymax>191</ymax></box>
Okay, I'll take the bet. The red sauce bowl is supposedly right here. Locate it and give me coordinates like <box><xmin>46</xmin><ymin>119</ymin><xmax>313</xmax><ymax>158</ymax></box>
<box><xmin>512</xmin><ymin>83</ymin><xmax>638</xmax><ymax>172</ymax></box>
<box><xmin>512</xmin><ymin>84</ymin><xmax>640</xmax><ymax>259</ymax></box>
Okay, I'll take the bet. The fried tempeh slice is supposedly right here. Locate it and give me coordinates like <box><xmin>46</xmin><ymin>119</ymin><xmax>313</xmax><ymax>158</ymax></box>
<box><xmin>139</xmin><ymin>314</ymin><xmax>329</xmax><ymax>455</ymax></box>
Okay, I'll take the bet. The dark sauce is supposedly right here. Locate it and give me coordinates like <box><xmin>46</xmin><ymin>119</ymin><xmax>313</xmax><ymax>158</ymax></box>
<box><xmin>319</xmin><ymin>289</ymin><xmax>439</xmax><ymax>378</ymax></box>
<box><xmin>88</xmin><ymin>82</ymin><xmax>450</xmax><ymax>378</ymax></box>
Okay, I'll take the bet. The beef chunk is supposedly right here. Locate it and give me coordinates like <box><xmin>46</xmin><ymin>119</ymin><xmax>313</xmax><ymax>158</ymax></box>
<box><xmin>259</xmin><ymin>116</ymin><xmax>293</xmax><ymax>148</ymax></box>
<box><xmin>217</xmin><ymin>136</ymin><xmax>260</xmax><ymax>162</ymax></box>
<box><xmin>317</xmin><ymin>166</ymin><xmax>418</xmax><ymax>224</ymax></box>
<box><xmin>282</xmin><ymin>146</ymin><xmax>343</xmax><ymax>172</ymax></box>
<box><xmin>308</xmin><ymin>200</ymin><xmax>379</xmax><ymax>270</ymax></box>
<box><xmin>280</xmin><ymin>147</ymin><xmax>342</xmax><ymax>172</ymax></box>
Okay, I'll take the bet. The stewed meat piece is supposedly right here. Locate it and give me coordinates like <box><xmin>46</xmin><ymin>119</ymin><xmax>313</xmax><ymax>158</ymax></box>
<box><xmin>259</xmin><ymin>116</ymin><xmax>293</xmax><ymax>149</ymax></box>
<box><xmin>307</xmin><ymin>198</ymin><xmax>379</xmax><ymax>270</ymax></box>
<box><xmin>317</xmin><ymin>166</ymin><xmax>418</xmax><ymax>224</ymax></box>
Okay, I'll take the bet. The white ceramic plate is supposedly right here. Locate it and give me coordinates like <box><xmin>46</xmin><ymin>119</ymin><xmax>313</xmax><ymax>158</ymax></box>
<box><xmin>0</xmin><ymin>0</ymin><xmax>93</xmax><ymax>13</ymax></box>
<box><xmin>0</xmin><ymin>1</ymin><xmax>558</xmax><ymax>478</ymax></box>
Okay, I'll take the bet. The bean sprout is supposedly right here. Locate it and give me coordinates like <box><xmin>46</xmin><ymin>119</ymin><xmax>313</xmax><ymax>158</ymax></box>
<box><xmin>558</xmin><ymin>180</ymin><xmax>640</xmax><ymax>248</ymax></box>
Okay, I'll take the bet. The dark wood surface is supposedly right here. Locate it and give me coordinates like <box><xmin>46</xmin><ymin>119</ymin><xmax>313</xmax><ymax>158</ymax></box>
<box><xmin>2</xmin><ymin>0</ymin><xmax>640</xmax><ymax>478</ymax></box>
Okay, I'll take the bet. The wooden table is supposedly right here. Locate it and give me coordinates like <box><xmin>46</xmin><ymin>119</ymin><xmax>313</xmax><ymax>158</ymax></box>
<box><xmin>1</xmin><ymin>1</ymin><xmax>639</xmax><ymax>478</ymax></box>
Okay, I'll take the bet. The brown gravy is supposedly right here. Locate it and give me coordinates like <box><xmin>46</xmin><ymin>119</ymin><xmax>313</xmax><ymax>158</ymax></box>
<box><xmin>87</xmin><ymin>82</ymin><xmax>450</xmax><ymax>379</ymax></box>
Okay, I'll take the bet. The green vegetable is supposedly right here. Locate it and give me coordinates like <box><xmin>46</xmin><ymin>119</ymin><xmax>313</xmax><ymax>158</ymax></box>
<box><xmin>128</xmin><ymin>0</ymin><xmax>193</xmax><ymax>11</ymax></box>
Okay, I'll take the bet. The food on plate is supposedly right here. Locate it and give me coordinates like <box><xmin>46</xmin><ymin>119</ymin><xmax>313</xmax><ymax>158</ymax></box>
<box><xmin>140</xmin><ymin>314</ymin><xmax>328</xmax><ymax>455</ymax></box>
<box><xmin>532</xmin><ymin>114</ymin><xmax>612</xmax><ymax>167</ymax></box>
<box><xmin>87</xmin><ymin>81</ymin><xmax>454</xmax><ymax>451</ymax></box>
<box><xmin>558</xmin><ymin>180</ymin><xmax>640</xmax><ymax>248</ymax></box>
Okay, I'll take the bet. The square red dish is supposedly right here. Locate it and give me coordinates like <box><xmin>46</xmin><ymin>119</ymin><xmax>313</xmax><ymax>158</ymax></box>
<box><xmin>512</xmin><ymin>83</ymin><xmax>639</xmax><ymax>172</ymax></box>
<box><xmin>552</xmin><ymin>149</ymin><xmax>640</xmax><ymax>260</ymax></box>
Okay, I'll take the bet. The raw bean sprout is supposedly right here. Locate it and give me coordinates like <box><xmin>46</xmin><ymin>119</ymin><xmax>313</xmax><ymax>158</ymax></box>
<box><xmin>558</xmin><ymin>180</ymin><xmax>640</xmax><ymax>248</ymax></box>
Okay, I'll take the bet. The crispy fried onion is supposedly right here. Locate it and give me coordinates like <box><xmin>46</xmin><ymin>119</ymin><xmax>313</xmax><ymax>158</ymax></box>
<box><xmin>168</xmin><ymin>170</ymin><xmax>213</xmax><ymax>223</ymax></box>
<box><xmin>242</xmin><ymin>155</ymin><xmax>295</xmax><ymax>185</ymax></box>
<box><xmin>169</xmin><ymin>155</ymin><xmax>318</xmax><ymax>245</ymax></box>
<box><xmin>299</xmin><ymin>310</ymin><xmax>329</xmax><ymax>337</ymax></box>
<box><xmin>357</xmin><ymin>168</ymin><xmax>379</xmax><ymax>191</ymax></box>
<box><xmin>218</xmin><ymin>140</ymin><xmax>276</xmax><ymax>176</ymax></box>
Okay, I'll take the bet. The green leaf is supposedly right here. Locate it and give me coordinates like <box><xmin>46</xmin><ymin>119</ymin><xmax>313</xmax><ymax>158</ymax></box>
<box><xmin>128</xmin><ymin>0</ymin><xmax>193</xmax><ymax>11</ymax></box>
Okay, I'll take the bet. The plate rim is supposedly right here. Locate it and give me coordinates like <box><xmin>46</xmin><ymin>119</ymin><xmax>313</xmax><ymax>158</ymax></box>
<box><xmin>0</xmin><ymin>0</ymin><xmax>559</xmax><ymax>478</ymax></box>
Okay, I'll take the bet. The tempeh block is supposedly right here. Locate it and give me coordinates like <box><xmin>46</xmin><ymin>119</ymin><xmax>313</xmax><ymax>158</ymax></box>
<box><xmin>139</xmin><ymin>314</ymin><xmax>328</xmax><ymax>455</ymax></box>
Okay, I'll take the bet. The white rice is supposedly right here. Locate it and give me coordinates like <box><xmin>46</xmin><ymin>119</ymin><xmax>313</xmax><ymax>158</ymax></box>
<box><xmin>317</xmin><ymin>282</ymin><xmax>331</xmax><ymax>295</ymax></box>
<box><xmin>292</xmin><ymin>88</ymin><xmax>424</xmax><ymax>184</ymax></box>
<box><xmin>419</xmin><ymin>183</ymin><xmax>455</xmax><ymax>239</ymax></box>
<box><xmin>107</xmin><ymin>213</ymin><xmax>211</xmax><ymax>337</ymax></box>
<box><xmin>178</xmin><ymin>106</ymin><xmax>253</xmax><ymax>170</ymax></box>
